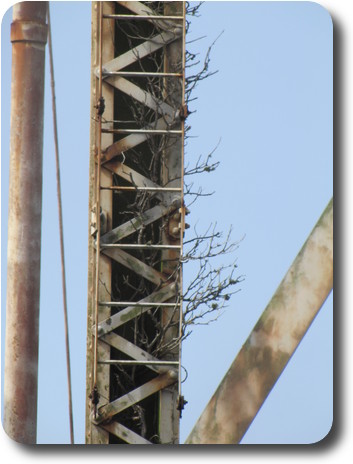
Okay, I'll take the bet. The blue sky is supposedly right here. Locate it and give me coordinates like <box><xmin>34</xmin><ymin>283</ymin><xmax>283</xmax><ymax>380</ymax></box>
<box><xmin>1</xmin><ymin>1</ymin><xmax>332</xmax><ymax>445</ymax></box>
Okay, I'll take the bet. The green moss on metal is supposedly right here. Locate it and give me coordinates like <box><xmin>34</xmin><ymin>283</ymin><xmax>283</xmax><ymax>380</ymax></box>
<box><xmin>126</xmin><ymin>255</ymin><xmax>144</xmax><ymax>274</ymax></box>
<box><xmin>120</xmin><ymin>306</ymin><xmax>143</xmax><ymax>323</ymax></box>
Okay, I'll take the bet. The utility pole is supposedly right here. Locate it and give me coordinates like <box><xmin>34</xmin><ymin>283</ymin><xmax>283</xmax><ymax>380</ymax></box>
<box><xmin>3</xmin><ymin>1</ymin><xmax>48</xmax><ymax>444</ymax></box>
<box><xmin>86</xmin><ymin>1</ymin><xmax>186</xmax><ymax>444</ymax></box>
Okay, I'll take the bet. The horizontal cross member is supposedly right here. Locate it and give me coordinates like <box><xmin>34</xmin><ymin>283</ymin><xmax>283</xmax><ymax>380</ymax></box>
<box><xmin>100</xmin><ymin>332</ymin><xmax>171</xmax><ymax>374</ymax></box>
<box><xmin>102</xmin><ymin>247</ymin><xmax>167</xmax><ymax>285</ymax></box>
<box><xmin>91</xmin><ymin>371</ymin><xmax>178</xmax><ymax>424</ymax></box>
<box><xmin>95</xmin><ymin>282</ymin><xmax>178</xmax><ymax>336</ymax></box>
<box><xmin>101</xmin><ymin>421</ymin><xmax>153</xmax><ymax>445</ymax></box>
<box><xmin>100</xmin><ymin>202</ymin><xmax>180</xmax><ymax>245</ymax></box>
<box><xmin>103</xmin><ymin>14</ymin><xmax>184</xmax><ymax>21</ymax></box>
<box><xmin>98</xmin><ymin>360</ymin><xmax>179</xmax><ymax>366</ymax></box>
<box><xmin>104</xmin><ymin>161</ymin><xmax>180</xmax><ymax>205</ymax></box>
<box><xmin>101</xmin><ymin>117</ymin><xmax>175</xmax><ymax>163</ymax></box>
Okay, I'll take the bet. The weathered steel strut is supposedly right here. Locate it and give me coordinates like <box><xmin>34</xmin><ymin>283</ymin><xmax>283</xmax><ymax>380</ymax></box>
<box><xmin>86</xmin><ymin>1</ymin><xmax>186</xmax><ymax>444</ymax></box>
<box><xmin>186</xmin><ymin>198</ymin><xmax>333</xmax><ymax>444</ymax></box>
<box><xmin>3</xmin><ymin>1</ymin><xmax>48</xmax><ymax>444</ymax></box>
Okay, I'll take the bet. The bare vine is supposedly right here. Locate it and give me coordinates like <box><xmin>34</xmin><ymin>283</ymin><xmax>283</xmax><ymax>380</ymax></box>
<box><xmin>181</xmin><ymin>2</ymin><xmax>243</xmax><ymax>339</ymax></box>
<box><xmin>104</xmin><ymin>2</ymin><xmax>243</xmax><ymax>356</ymax></box>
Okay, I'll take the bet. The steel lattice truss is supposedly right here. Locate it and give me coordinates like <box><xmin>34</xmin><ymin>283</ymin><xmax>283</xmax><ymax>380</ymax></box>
<box><xmin>86</xmin><ymin>1</ymin><xmax>186</xmax><ymax>445</ymax></box>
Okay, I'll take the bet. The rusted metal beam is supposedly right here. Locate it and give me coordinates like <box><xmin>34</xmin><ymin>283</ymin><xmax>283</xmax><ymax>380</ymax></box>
<box><xmin>102</xmin><ymin>422</ymin><xmax>153</xmax><ymax>444</ymax></box>
<box><xmin>98</xmin><ymin>29</ymin><xmax>182</xmax><ymax>76</ymax></box>
<box><xmin>3</xmin><ymin>1</ymin><xmax>48</xmax><ymax>444</ymax></box>
<box><xmin>92</xmin><ymin>371</ymin><xmax>178</xmax><ymax>424</ymax></box>
<box><xmin>101</xmin><ymin>117</ymin><xmax>171</xmax><ymax>163</ymax></box>
<box><xmin>118</xmin><ymin>0</ymin><xmax>183</xmax><ymax>30</ymax></box>
<box><xmin>85</xmin><ymin>1</ymin><xmax>115</xmax><ymax>445</ymax></box>
<box><xmin>103</xmin><ymin>14</ymin><xmax>184</xmax><ymax>21</ymax></box>
<box><xmin>102</xmin><ymin>247</ymin><xmax>167</xmax><ymax>285</ymax></box>
<box><xmin>100</xmin><ymin>332</ymin><xmax>172</xmax><ymax>374</ymax></box>
<box><xmin>186</xmin><ymin>198</ymin><xmax>333</xmax><ymax>444</ymax></box>
<box><xmin>105</xmin><ymin>76</ymin><xmax>176</xmax><ymax>121</ymax></box>
<box><xmin>96</xmin><ymin>282</ymin><xmax>178</xmax><ymax>336</ymax></box>
<box><xmin>86</xmin><ymin>0</ymin><xmax>186</xmax><ymax>444</ymax></box>
<box><xmin>100</xmin><ymin>203</ymin><xmax>180</xmax><ymax>245</ymax></box>
<box><xmin>104</xmin><ymin>160</ymin><xmax>179</xmax><ymax>209</ymax></box>
<box><xmin>118</xmin><ymin>0</ymin><xmax>156</xmax><ymax>16</ymax></box>
<box><xmin>158</xmin><ymin>0</ymin><xmax>185</xmax><ymax>445</ymax></box>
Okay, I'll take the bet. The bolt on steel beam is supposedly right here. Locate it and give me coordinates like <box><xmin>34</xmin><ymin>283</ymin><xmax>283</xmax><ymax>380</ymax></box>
<box><xmin>3</xmin><ymin>1</ymin><xmax>48</xmax><ymax>444</ymax></box>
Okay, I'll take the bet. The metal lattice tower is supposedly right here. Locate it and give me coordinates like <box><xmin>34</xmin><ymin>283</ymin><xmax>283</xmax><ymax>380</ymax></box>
<box><xmin>85</xmin><ymin>1</ymin><xmax>186</xmax><ymax>444</ymax></box>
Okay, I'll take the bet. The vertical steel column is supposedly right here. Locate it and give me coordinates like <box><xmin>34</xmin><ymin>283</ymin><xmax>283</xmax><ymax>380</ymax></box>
<box><xmin>85</xmin><ymin>1</ymin><xmax>186</xmax><ymax>444</ymax></box>
<box><xmin>85</xmin><ymin>1</ymin><xmax>114</xmax><ymax>445</ymax></box>
<box><xmin>3</xmin><ymin>2</ymin><xmax>48</xmax><ymax>444</ymax></box>
<box><xmin>186</xmin><ymin>199</ymin><xmax>333</xmax><ymax>444</ymax></box>
<box><xmin>159</xmin><ymin>0</ymin><xmax>184</xmax><ymax>444</ymax></box>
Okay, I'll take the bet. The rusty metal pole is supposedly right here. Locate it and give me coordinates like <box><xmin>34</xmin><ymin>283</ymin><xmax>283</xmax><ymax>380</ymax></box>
<box><xmin>186</xmin><ymin>198</ymin><xmax>333</xmax><ymax>444</ymax></box>
<box><xmin>3</xmin><ymin>2</ymin><xmax>48</xmax><ymax>444</ymax></box>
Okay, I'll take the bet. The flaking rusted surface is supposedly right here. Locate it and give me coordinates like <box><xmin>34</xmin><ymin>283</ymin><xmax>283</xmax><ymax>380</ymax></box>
<box><xmin>3</xmin><ymin>2</ymin><xmax>48</xmax><ymax>444</ymax></box>
<box><xmin>10</xmin><ymin>0</ymin><xmax>48</xmax><ymax>46</ymax></box>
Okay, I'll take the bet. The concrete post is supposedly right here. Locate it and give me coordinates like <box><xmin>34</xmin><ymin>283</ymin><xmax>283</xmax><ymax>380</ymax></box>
<box><xmin>3</xmin><ymin>1</ymin><xmax>48</xmax><ymax>444</ymax></box>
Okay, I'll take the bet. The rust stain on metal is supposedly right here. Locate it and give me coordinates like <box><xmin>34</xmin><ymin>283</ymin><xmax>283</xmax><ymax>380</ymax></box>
<box><xmin>186</xmin><ymin>199</ymin><xmax>333</xmax><ymax>444</ymax></box>
<box><xmin>85</xmin><ymin>1</ymin><xmax>115</xmax><ymax>444</ymax></box>
<box><xmin>93</xmin><ymin>370</ymin><xmax>178</xmax><ymax>424</ymax></box>
<box><xmin>4</xmin><ymin>1</ymin><xmax>48</xmax><ymax>444</ymax></box>
<box><xmin>11</xmin><ymin>21</ymin><xmax>47</xmax><ymax>44</ymax></box>
<box><xmin>86</xmin><ymin>1</ymin><xmax>185</xmax><ymax>444</ymax></box>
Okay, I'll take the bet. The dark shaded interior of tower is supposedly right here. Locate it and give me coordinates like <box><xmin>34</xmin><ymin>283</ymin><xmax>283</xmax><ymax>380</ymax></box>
<box><xmin>106</xmin><ymin>2</ymin><xmax>182</xmax><ymax>444</ymax></box>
